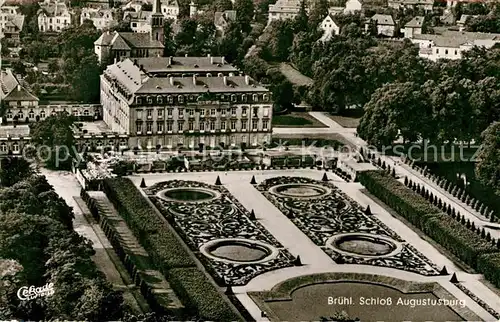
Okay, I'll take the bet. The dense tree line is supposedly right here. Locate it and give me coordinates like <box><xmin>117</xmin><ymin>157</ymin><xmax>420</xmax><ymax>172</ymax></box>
<box><xmin>0</xmin><ymin>172</ymin><xmax>124</xmax><ymax>320</ymax></box>
<box><xmin>475</xmin><ymin>122</ymin><xmax>500</xmax><ymax>195</ymax></box>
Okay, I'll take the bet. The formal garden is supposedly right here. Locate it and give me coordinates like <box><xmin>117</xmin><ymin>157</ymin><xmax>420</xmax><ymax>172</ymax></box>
<box><xmin>256</xmin><ymin>176</ymin><xmax>440</xmax><ymax>275</ymax></box>
<box><xmin>144</xmin><ymin>180</ymin><xmax>295</xmax><ymax>286</ymax></box>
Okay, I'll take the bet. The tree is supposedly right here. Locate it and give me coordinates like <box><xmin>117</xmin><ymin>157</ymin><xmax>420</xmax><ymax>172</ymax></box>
<box><xmin>293</xmin><ymin>0</ymin><xmax>308</xmax><ymax>32</ymax></box>
<box><xmin>475</xmin><ymin>122</ymin><xmax>500</xmax><ymax>195</ymax></box>
<box><xmin>214</xmin><ymin>0</ymin><xmax>233</xmax><ymax>11</ymax></box>
<box><xmin>29</xmin><ymin>114</ymin><xmax>76</xmax><ymax>170</ymax></box>
<box><xmin>163</xmin><ymin>19</ymin><xmax>176</xmax><ymax>56</ymax></box>
<box><xmin>68</xmin><ymin>53</ymin><xmax>101</xmax><ymax>103</ymax></box>
<box><xmin>308</xmin><ymin>0</ymin><xmax>329</xmax><ymax>27</ymax></box>
<box><xmin>234</xmin><ymin>0</ymin><xmax>254</xmax><ymax>32</ymax></box>
<box><xmin>0</xmin><ymin>157</ymin><xmax>34</xmax><ymax>187</ymax></box>
<box><xmin>216</xmin><ymin>22</ymin><xmax>244</xmax><ymax>63</ymax></box>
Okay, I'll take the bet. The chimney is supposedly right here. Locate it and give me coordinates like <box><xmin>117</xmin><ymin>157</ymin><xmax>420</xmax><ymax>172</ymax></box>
<box><xmin>245</xmin><ymin>75</ymin><xmax>250</xmax><ymax>85</ymax></box>
<box><xmin>185</xmin><ymin>54</ymin><xmax>188</xmax><ymax>57</ymax></box>
<box><xmin>221</xmin><ymin>56</ymin><xmax>225</xmax><ymax>65</ymax></box>
<box><xmin>114</xmin><ymin>57</ymin><xmax>117</xmax><ymax>64</ymax></box>
<box><xmin>210</xmin><ymin>56</ymin><xmax>214</xmax><ymax>64</ymax></box>
<box><xmin>192</xmin><ymin>74</ymin><xmax>196</xmax><ymax>85</ymax></box>
<box><xmin>17</xmin><ymin>84</ymin><xmax>21</xmax><ymax>91</ymax></box>
<box><xmin>207</xmin><ymin>54</ymin><xmax>211</xmax><ymax>58</ymax></box>
<box><xmin>169</xmin><ymin>76</ymin><xmax>174</xmax><ymax>86</ymax></box>
<box><xmin>157</xmin><ymin>53</ymin><xmax>160</xmax><ymax>57</ymax></box>
<box><xmin>168</xmin><ymin>56</ymin><xmax>172</xmax><ymax>65</ymax></box>
<box><xmin>223</xmin><ymin>76</ymin><xmax>228</xmax><ymax>86</ymax></box>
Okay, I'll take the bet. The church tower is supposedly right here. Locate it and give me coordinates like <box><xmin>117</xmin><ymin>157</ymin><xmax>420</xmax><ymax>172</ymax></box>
<box><xmin>150</xmin><ymin>0</ymin><xmax>164</xmax><ymax>42</ymax></box>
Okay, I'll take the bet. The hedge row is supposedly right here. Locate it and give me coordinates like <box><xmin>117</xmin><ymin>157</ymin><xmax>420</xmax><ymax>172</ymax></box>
<box><xmin>358</xmin><ymin>170</ymin><xmax>445</xmax><ymax>229</ymax></box>
<box><xmin>168</xmin><ymin>268</ymin><xmax>242</xmax><ymax>322</ymax></box>
<box><xmin>423</xmin><ymin>216</ymin><xmax>497</xmax><ymax>268</ymax></box>
<box><xmin>358</xmin><ymin>171</ymin><xmax>498</xmax><ymax>269</ymax></box>
<box><xmin>102</xmin><ymin>178</ymin><xmax>242</xmax><ymax>321</ymax></box>
<box><xmin>478</xmin><ymin>253</ymin><xmax>500</xmax><ymax>289</ymax></box>
<box><xmin>103</xmin><ymin>178</ymin><xmax>196</xmax><ymax>269</ymax></box>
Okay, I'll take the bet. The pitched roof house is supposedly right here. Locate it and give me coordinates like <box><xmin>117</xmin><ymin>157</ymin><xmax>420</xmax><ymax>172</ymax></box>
<box><xmin>403</xmin><ymin>16</ymin><xmax>424</xmax><ymax>38</ymax></box>
<box><xmin>0</xmin><ymin>69</ymin><xmax>39</xmax><ymax>108</ymax></box>
<box><xmin>214</xmin><ymin>10</ymin><xmax>236</xmax><ymax>36</ymax></box>
<box><xmin>365</xmin><ymin>14</ymin><xmax>396</xmax><ymax>37</ymax></box>
<box><xmin>0</xmin><ymin>6</ymin><xmax>25</xmax><ymax>45</ymax></box>
<box><xmin>319</xmin><ymin>13</ymin><xmax>341</xmax><ymax>42</ymax></box>
<box><xmin>80</xmin><ymin>8</ymin><xmax>118</xmax><ymax>30</ymax></box>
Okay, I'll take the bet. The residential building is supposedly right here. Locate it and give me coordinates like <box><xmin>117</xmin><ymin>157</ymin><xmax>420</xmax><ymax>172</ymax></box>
<box><xmin>94</xmin><ymin>0</ymin><xmax>165</xmax><ymax>64</ymax></box>
<box><xmin>457</xmin><ymin>14</ymin><xmax>479</xmax><ymax>31</ymax></box>
<box><xmin>100</xmin><ymin>58</ymin><xmax>272</xmax><ymax>149</ymax></box>
<box><xmin>214</xmin><ymin>10</ymin><xmax>236</xmax><ymax>37</ymax></box>
<box><xmin>0</xmin><ymin>69</ymin><xmax>39</xmax><ymax>123</ymax></box>
<box><xmin>37</xmin><ymin>0</ymin><xmax>71</xmax><ymax>32</ymax></box>
<box><xmin>80</xmin><ymin>8</ymin><xmax>118</xmax><ymax>30</ymax></box>
<box><xmin>0</xmin><ymin>6</ymin><xmax>24</xmax><ymax>45</ymax></box>
<box><xmin>387</xmin><ymin>0</ymin><xmax>433</xmax><ymax>11</ymax></box>
<box><xmin>124</xmin><ymin>10</ymin><xmax>153</xmax><ymax>33</ymax></box>
<box><xmin>411</xmin><ymin>28</ymin><xmax>500</xmax><ymax>61</ymax></box>
<box><xmin>268</xmin><ymin>0</ymin><xmax>304</xmax><ymax>25</ymax></box>
<box><xmin>123</xmin><ymin>0</ymin><xmax>179</xmax><ymax>20</ymax></box>
<box><xmin>319</xmin><ymin>13</ymin><xmax>341</xmax><ymax>42</ymax></box>
<box><xmin>365</xmin><ymin>14</ymin><xmax>396</xmax><ymax>37</ymax></box>
<box><xmin>344</xmin><ymin>0</ymin><xmax>387</xmax><ymax>14</ymax></box>
<box><xmin>131</xmin><ymin>56</ymin><xmax>238</xmax><ymax>77</ymax></box>
<box><xmin>402</xmin><ymin>16</ymin><xmax>424</xmax><ymax>38</ymax></box>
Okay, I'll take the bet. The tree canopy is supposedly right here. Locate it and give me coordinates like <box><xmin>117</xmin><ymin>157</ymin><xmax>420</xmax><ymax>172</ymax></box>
<box><xmin>475</xmin><ymin>122</ymin><xmax>500</xmax><ymax>195</ymax></box>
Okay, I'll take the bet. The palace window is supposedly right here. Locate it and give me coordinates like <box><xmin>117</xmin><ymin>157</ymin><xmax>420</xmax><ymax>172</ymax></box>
<box><xmin>167</xmin><ymin>121</ymin><xmax>173</xmax><ymax>131</ymax></box>
<box><xmin>242</xmin><ymin>120</ymin><xmax>247</xmax><ymax>130</ymax></box>
<box><xmin>189</xmin><ymin>109</ymin><xmax>194</xmax><ymax>117</ymax></box>
<box><xmin>252</xmin><ymin>119</ymin><xmax>258</xmax><ymax>130</ymax></box>
<box><xmin>157</xmin><ymin>109</ymin><xmax>163</xmax><ymax>117</ymax></box>
<box><xmin>178</xmin><ymin>108</ymin><xmax>184</xmax><ymax>117</ymax></box>
<box><xmin>147</xmin><ymin>109</ymin><xmax>153</xmax><ymax>118</ymax></box>
<box><xmin>200</xmin><ymin>122</ymin><xmax>205</xmax><ymax>131</ymax></box>
<box><xmin>178</xmin><ymin>95</ymin><xmax>184</xmax><ymax>103</ymax></box>
<box><xmin>40</xmin><ymin>110</ymin><xmax>45</xmax><ymax>118</ymax></box>
<box><xmin>231</xmin><ymin>94</ymin><xmax>237</xmax><ymax>102</ymax></box>
<box><xmin>200</xmin><ymin>109</ymin><xmax>205</xmax><ymax>117</ymax></box>
<box><xmin>210</xmin><ymin>121</ymin><xmax>215</xmax><ymax>130</ymax></box>
<box><xmin>231</xmin><ymin>107</ymin><xmax>236</xmax><ymax>116</ymax></box>
<box><xmin>146</xmin><ymin>122</ymin><xmax>153</xmax><ymax>132</ymax></box>
<box><xmin>242</xmin><ymin>94</ymin><xmax>247</xmax><ymax>102</ymax></box>
<box><xmin>221</xmin><ymin>121</ymin><xmax>226</xmax><ymax>130</ymax></box>
<box><xmin>242</xmin><ymin>107</ymin><xmax>248</xmax><ymax>116</ymax></box>
<box><xmin>263</xmin><ymin>120</ymin><xmax>269</xmax><ymax>130</ymax></box>
<box><xmin>252</xmin><ymin>94</ymin><xmax>258</xmax><ymax>101</ymax></box>
<box><xmin>178</xmin><ymin>121</ymin><xmax>184</xmax><ymax>131</ymax></box>
<box><xmin>157</xmin><ymin>122</ymin><xmax>164</xmax><ymax>132</ymax></box>
<box><xmin>263</xmin><ymin>94</ymin><xmax>269</xmax><ymax>102</ymax></box>
<box><xmin>83</xmin><ymin>110</ymin><xmax>89</xmax><ymax>116</ymax></box>
<box><xmin>157</xmin><ymin>96</ymin><xmax>163</xmax><ymax>104</ymax></box>
<box><xmin>189</xmin><ymin>121</ymin><xmax>194</xmax><ymax>130</ymax></box>
<box><xmin>0</xmin><ymin>143</ymin><xmax>6</xmax><ymax>152</ymax></box>
<box><xmin>12</xmin><ymin>143</ymin><xmax>19</xmax><ymax>152</ymax></box>
<box><xmin>231</xmin><ymin>120</ymin><xmax>236</xmax><ymax>130</ymax></box>
<box><xmin>167</xmin><ymin>108</ymin><xmax>173</xmax><ymax>116</ymax></box>
<box><xmin>210</xmin><ymin>108</ymin><xmax>216</xmax><ymax>116</ymax></box>
<box><xmin>168</xmin><ymin>95</ymin><xmax>173</xmax><ymax>104</ymax></box>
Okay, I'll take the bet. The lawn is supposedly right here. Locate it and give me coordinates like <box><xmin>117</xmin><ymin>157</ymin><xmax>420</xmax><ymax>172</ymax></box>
<box><xmin>272</xmin><ymin>112</ymin><xmax>328</xmax><ymax>128</ymax></box>
<box><xmin>327</xmin><ymin>109</ymin><xmax>363</xmax><ymax>128</ymax></box>
<box><xmin>264</xmin><ymin>282</ymin><xmax>463</xmax><ymax>321</ymax></box>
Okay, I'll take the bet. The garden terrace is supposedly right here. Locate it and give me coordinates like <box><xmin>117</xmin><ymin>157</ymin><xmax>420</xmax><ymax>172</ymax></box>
<box><xmin>256</xmin><ymin>176</ymin><xmax>439</xmax><ymax>275</ymax></box>
<box><xmin>357</xmin><ymin>170</ymin><xmax>500</xmax><ymax>271</ymax></box>
<box><xmin>248</xmin><ymin>273</ymin><xmax>479</xmax><ymax>321</ymax></box>
<box><xmin>80</xmin><ymin>190</ymin><xmax>184</xmax><ymax>316</ymax></box>
<box><xmin>145</xmin><ymin>180</ymin><xmax>295</xmax><ymax>286</ymax></box>
<box><xmin>102</xmin><ymin>178</ymin><xmax>242</xmax><ymax>321</ymax></box>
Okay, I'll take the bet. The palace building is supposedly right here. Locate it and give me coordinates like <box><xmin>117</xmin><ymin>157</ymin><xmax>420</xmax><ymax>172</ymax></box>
<box><xmin>100</xmin><ymin>57</ymin><xmax>272</xmax><ymax>150</ymax></box>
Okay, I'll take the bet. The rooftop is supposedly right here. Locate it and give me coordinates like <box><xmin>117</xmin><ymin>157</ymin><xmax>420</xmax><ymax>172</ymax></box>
<box><xmin>0</xmin><ymin>125</ymin><xmax>30</xmax><ymax>137</ymax></box>
<box><xmin>94</xmin><ymin>31</ymin><xmax>164</xmax><ymax>49</ymax></box>
<box><xmin>37</xmin><ymin>1</ymin><xmax>69</xmax><ymax>17</ymax></box>
<box><xmin>105</xmin><ymin>59</ymin><xmax>268</xmax><ymax>95</ymax></box>
<box><xmin>370</xmin><ymin>14</ymin><xmax>395</xmax><ymax>25</ymax></box>
<box><xmin>413</xmin><ymin>29</ymin><xmax>500</xmax><ymax>47</ymax></box>
<box><xmin>405</xmin><ymin>16</ymin><xmax>424</xmax><ymax>28</ymax></box>
<box><xmin>132</xmin><ymin>56</ymin><xmax>238</xmax><ymax>74</ymax></box>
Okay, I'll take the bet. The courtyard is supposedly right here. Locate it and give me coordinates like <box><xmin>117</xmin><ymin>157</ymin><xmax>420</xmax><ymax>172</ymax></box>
<box><xmin>125</xmin><ymin>169</ymin><xmax>500</xmax><ymax>321</ymax></box>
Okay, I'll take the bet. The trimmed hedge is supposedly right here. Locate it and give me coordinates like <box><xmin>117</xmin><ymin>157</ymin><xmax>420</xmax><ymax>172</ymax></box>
<box><xmin>103</xmin><ymin>178</ymin><xmax>242</xmax><ymax>321</ymax></box>
<box><xmin>423</xmin><ymin>216</ymin><xmax>497</xmax><ymax>269</ymax></box>
<box><xmin>358</xmin><ymin>170</ymin><xmax>499</xmax><ymax>269</ymax></box>
<box><xmin>358</xmin><ymin>170</ymin><xmax>445</xmax><ymax>230</ymax></box>
<box><xmin>168</xmin><ymin>268</ymin><xmax>242</xmax><ymax>322</ymax></box>
<box><xmin>103</xmin><ymin>178</ymin><xmax>196</xmax><ymax>269</ymax></box>
<box><xmin>478</xmin><ymin>253</ymin><xmax>500</xmax><ymax>288</ymax></box>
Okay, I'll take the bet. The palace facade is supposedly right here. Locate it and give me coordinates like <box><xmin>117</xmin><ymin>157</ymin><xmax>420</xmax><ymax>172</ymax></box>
<box><xmin>100</xmin><ymin>58</ymin><xmax>272</xmax><ymax>150</ymax></box>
